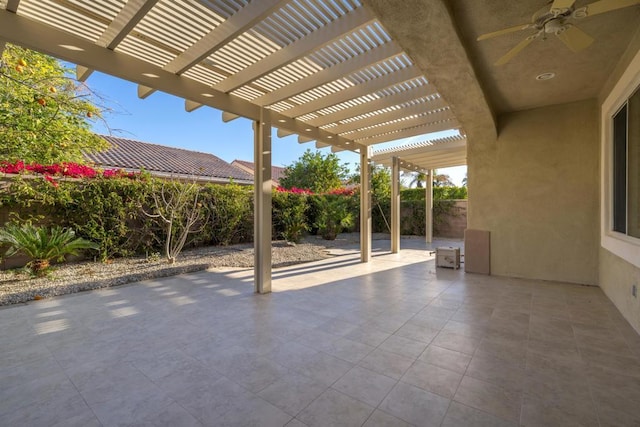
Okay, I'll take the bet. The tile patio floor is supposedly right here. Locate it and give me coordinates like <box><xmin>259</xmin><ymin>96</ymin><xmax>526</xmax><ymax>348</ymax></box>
<box><xmin>1</xmin><ymin>238</ymin><xmax>640</xmax><ymax>426</ymax></box>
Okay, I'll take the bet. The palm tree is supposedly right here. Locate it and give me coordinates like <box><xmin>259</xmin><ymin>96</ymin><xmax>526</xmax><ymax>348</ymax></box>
<box><xmin>402</xmin><ymin>171</ymin><xmax>427</xmax><ymax>188</ymax></box>
<box><xmin>0</xmin><ymin>224</ymin><xmax>98</xmax><ymax>275</ymax></box>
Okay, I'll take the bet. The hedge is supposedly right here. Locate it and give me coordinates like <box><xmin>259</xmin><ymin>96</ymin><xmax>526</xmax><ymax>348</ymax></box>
<box><xmin>0</xmin><ymin>174</ymin><xmax>464</xmax><ymax>262</ymax></box>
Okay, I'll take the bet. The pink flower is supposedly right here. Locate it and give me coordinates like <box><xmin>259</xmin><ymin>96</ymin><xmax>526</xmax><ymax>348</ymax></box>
<box><xmin>43</xmin><ymin>174</ymin><xmax>59</xmax><ymax>188</ymax></box>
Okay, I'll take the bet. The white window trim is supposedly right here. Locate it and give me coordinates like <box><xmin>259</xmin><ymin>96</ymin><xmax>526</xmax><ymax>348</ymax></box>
<box><xmin>601</xmin><ymin>48</ymin><xmax>640</xmax><ymax>267</ymax></box>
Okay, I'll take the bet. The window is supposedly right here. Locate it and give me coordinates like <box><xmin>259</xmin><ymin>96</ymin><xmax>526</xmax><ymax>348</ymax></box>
<box><xmin>612</xmin><ymin>87</ymin><xmax>640</xmax><ymax>238</ymax></box>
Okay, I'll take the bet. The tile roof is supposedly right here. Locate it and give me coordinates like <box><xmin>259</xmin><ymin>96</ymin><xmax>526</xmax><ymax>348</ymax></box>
<box><xmin>231</xmin><ymin>160</ymin><xmax>286</xmax><ymax>184</ymax></box>
<box><xmin>86</xmin><ymin>135</ymin><xmax>253</xmax><ymax>184</ymax></box>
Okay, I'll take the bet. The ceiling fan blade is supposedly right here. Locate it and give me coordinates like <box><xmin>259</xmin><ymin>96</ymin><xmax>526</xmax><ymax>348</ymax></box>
<box><xmin>495</xmin><ymin>37</ymin><xmax>535</xmax><ymax>66</ymax></box>
<box><xmin>557</xmin><ymin>25</ymin><xmax>594</xmax><ymax>52</ymax></box>
<box><xmin>477</xmin><ymin>23</ymin><xmax>532</xmax><ymax>41</ymax></box>
<box><xmin>551</xmin><ymin>0</ymin><xmax>577</xmax><ymax>12</ymax></box>
<box><xmin>583</xmin><ymin>0</ymin><xmax>640</xmax><ymax>16</ymax></box>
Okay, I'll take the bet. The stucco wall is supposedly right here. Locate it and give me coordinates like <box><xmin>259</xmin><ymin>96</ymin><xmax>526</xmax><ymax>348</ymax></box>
<box><xmin>600</xmin><ymin>249</ymin><xmax>640</xmax><ymax>333</ymax></box>
<box><xmin>468</xmin><ymin>99</ymin><xmax>600</xmax><ymax>285</ymax></box>
<box><xmin>598</xmin><ymin>33</ymin><xmax>640</xmax><ymax>334</ymax></box>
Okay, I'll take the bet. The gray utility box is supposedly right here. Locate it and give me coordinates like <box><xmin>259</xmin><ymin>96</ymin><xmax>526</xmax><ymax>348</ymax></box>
<box><xmin>436</xmin><ymin>247</ymin><xmax>461</xmax><ymax>269</ymax></box>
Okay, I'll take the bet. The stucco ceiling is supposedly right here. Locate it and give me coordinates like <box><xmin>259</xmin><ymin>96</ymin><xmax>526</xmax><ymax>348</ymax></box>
<box><xmin>367</xmin><ymin>0</ymin><xmax>640</xmax><ymax>143</ymax></box>
<box><xmin>448</xmin><ymin>0</ymin><xmax>640</xmax><ymax>113</ymax></box>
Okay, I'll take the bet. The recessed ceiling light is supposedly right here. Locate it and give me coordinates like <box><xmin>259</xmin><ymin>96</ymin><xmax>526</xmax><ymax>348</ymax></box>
<box><xmin>327</xmin><ymin>135</ymin><xmax>333</xmax><ymax>139</ymax></box>
<box><xmin>142</xmin><ymin>73</ymin><xmax>159</xmax><ymax>78</ymax></box>
<box><xmin>305</xmin><ymin>128</ymin><xmax>312</xmax><ymax>131</ymax></box>
<box><xmin>345</xmin><ymin>142</ymin><xmax>350</xmax><ymax>145</ymax></box>
<box><xmin>535</xmin><ymin>72</ymin><xmax>555</xmax><ymax>81</ymax></box>
<box><xmin>277</xmin><ymin>119</ymin><xmax>286</xmax><ymax>123</ymax></box>
<box><xmin>201</xmin><ymin>93</ymin><xmax>214</xmax><ymax>97</ymax></box>
<box><xmin>59</xmin><ymin>44</ymin><xmax>84</xmax><ymax>51</ymax></box>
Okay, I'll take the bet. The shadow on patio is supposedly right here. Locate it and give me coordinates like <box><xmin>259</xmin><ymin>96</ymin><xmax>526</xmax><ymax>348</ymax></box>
<box><xmin>1</xmin><ymin>238</ymin><xmax>639</xmax><ymax>426</ymax></box>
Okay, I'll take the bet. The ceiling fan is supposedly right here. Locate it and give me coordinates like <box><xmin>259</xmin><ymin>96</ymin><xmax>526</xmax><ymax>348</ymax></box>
<box><xmin>477</xmin><ymin>0</ymin><xmax>640</xmax><ymax>66</ymax></box>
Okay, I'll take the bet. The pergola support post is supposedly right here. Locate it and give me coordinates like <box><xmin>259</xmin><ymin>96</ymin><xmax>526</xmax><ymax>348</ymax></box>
<box><xmin>360</xmin><ymin>147</ymin><xmax>372</xmax><ymax>262</ymax></box>
<box><xmin>391</xmin><ymin>157</ymin><xmax>400</xmax><ymax>253</ymax></box>
<box><xmin>426</xmin><ymin>169</ymin><xmax>433</xmax><ymax>244</ymax></box>
<box><xmin>254</xmin><ymin>109</ymin><xmax>272</xmax><ymax>293</ymax></box>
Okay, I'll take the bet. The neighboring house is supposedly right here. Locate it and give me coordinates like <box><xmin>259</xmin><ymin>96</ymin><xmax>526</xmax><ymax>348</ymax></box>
<box><xmin>85</xmin><ymin>135</ymin><xmax>253</xmax><ymax>185</ymax></box>
<box><xmin>231</xmin><ymin>159</ymin><xmax>286</xmax><ymax>186</ymax></box>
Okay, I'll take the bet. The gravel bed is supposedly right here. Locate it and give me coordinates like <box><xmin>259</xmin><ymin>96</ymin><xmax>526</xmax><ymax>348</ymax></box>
<box><xmin>0</xmin><ymin>233</ymin><xmax>389</xmax><ymax>306</ymax></box>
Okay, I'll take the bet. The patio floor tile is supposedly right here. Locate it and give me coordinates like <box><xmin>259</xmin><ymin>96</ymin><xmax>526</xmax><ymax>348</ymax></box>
<box><xmin>1</xmin><ymin>239</ymin><xmax>640</xmax><ymax>426</ymax></box>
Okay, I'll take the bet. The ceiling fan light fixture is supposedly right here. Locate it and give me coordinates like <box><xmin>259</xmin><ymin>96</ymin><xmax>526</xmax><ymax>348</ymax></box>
<box><xmin>536</xmin><ymin>72</ymin><xmax>556</xmax><ymax>81</ymax></box>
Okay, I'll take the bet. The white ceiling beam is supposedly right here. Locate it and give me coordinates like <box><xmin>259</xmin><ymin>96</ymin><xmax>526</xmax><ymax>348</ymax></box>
<box><xmin>185</xmin><ymin>100</ymin><xmax>203</xmax><ymax>112</ymax></box>
<box><xmin>252</xmin><ymin>42</ymin><xmax>403</xmax><ymax>106</ymax></box>
<box><xmin>347</xmin><ymin>110</ymin><xmax>456</xmax><ymax>140</ymax></box>
<box><xmin>359</xmin><ymin>119</ymin><xmax>460</xmax><ymax>145</ymax></box>
<box><xmin>137</xmin><ymin>84</ymin><xmax>155</xmax><ymax>99</ymax></box>
<box><xmin>5</xmin><ymin>0</ymin><xmax>20</xmax><ymax>13</ymax></box>
<box><xmin>372</xmin><ymin>139</ymin><xmax>467</xmax><ymax>160</ymax></box>
<box><xmin>330</xmin><ymin>100</ymin><xmax>449</xmax><ymax>135</ymax></box>
<box><xmin>222</xmin><ymin>112</ymin><xmax>240</xmax><ymax>122</ymax></box>
<box><xmin>97</xmin><ymin>0</ymin><xmax>158</xmax><ymax>49</ymax></box>
<box><xmin>214</xmin><ymin>6</ymin><xmax>375</xmax><ymax>93</ymax></box>
<box><xmin>0</xmin><ymin>10</ymin><xmax>363</xmax><ymax>151</ymax></box>
<box><xmin>76</xmin><ymin>65</ymin><xmax>93</xmax><ymax>82</ymax></box>
<box><xmin>282</xmin><ymin>66</ymin><xmax>422</xmax><ymax>118</ymax></box>
<box><xmin>164</xmin><ymin>0</ymin><xmax>284</xmax><ymax>75</ymax></box>
<box><xmin>277</xmin><ymin>129</ymin><xmax>295</xmax><ymax>138</ymax></box>
<box><xmin>306</xmin><ymin>83</ymin><xmax>437</xmax><ymax>127</ymax></box>
<box><xmin>79</xmin><ymin>0</ymin><xmax>158</xmax><ymax>82</ymax></box>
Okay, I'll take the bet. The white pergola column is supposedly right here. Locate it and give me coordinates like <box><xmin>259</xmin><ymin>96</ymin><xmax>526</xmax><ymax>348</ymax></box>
<box><xmin>391</xmin><ymin>157</ymin><xmax>400</xmax><ymax>253</ymax></box>
<box><xmin>360</xmin><ymin>147</ymin><xmax>372</xmax><ymax>262</ymax></box>
<box><xmin>426</xmin><ymin>169</ymin><xmax>433</xmax><ymax>244</ymax></box>
<box><xmin>254</xmin><ymin>109</ymin><xmax>272</xmax><ymax>293</ymax></box>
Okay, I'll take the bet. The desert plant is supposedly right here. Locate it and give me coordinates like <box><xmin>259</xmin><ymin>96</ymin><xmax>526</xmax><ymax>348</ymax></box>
<box><xmin>0</xmin><ymin>223</ymin><xmax>98</xmax><ymax>275</ymax></box>
<box><xmin>142</xmin><ymin>179</ymin><xmax>206</xmax><ymax>264</ymax></box>
<box><xmin>313</xmin><ymin>195</ymin><xmax>354</xmax><ymax>240</ymax></box>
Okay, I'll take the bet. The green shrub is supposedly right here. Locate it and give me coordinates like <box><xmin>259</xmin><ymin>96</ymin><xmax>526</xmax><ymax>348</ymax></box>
<box><xmin>273</xmin><ymin>191</ymin><xmax>308</xmax><ymax>243</ymax></box>
<box><xmin>200</xmin><ymin>183</ymin><xmax>252</xmax><ymax>246</ymax></box>
<box><xmin>313</xmin><ymin>194</ymin><xmax>354</xmax><ymax>240</ymax></box>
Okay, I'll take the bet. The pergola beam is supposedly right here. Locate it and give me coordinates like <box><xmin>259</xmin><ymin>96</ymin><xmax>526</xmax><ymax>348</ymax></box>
<box><xmin>359</xmin><ymin>119</ymin><xmax>459</xmax><ymax>145</ymax></box>
<box><xmin>306</xmin><ymin>83</ymin><xmax>437</xmax><ymax>127</ymax></box>
<box><xmin>253</xmin><ymin>42</ymin><xmax>403</xmax><ymax>106</ymax></box>
<box><xmin>283</xmin><ymin>66</ymin><xmax>422</xmax><ymax>118</ymax></box>
<box><xmin>5</xmin><ymin>0</ymin><xmax>20</xmax><ymax>13</ymax></box>
<box><xmin>0</xmin><ymin>10</ymin><xmax>363</xmax><ymax>152</ymax></box>
<box><xmin>348</xmin><ymin>110</ymin><xmax>455</xmax><ymax>141</ymax></box>
<box><xmin>97</xmin><ymin>0</ymin><xmax>159</xmax><ymax>49</ymax></box>
<box><xmin>214</xmin><ymin>6</ymin><xmax>375</xmax><ymax>93</ymax></box>
<box><xmin>78</xmin><ymin>0</ymin><xmax>159</xmax><ymax>82</ymax></box>
<box><xmin>166</xmin><ymin>0</ymin><xmax>284</xmax><ymax>75</ymax></box>
<box><xmin>185</xmin><ymin>100</ymin><xmax>203</xmax><ymax>112</ymax></box>
<box><xmin>222</xmin><ymin>112</ymin><xmax>240</xmax><ymax>122</ymax></box>
<box><xmin>331</xmin><ymin>101</ymin><xmax>449</xmax><ymax>135</ymax></box>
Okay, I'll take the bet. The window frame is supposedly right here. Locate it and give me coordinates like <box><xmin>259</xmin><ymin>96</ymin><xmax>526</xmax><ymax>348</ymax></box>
<box><xmin>602</xmin><ymin>48</ymin><xmax>640</xmax><ymax>267</ymax></box>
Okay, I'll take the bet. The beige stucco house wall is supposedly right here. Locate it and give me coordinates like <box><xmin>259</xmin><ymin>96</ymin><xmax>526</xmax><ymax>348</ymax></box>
<box><xmin>467</xmin><ymin>99</ymin><xmax>600</xmax><ymax>285</ymax></box>
<box><xmin>597</xmin><ymin>33</ymin><xmax>640</xmax><ymax>334</ymax></box>
<box><xmin>467</xmin><ymin>29</ymin><xmax>640</xmax><ymax>333</ymax></box>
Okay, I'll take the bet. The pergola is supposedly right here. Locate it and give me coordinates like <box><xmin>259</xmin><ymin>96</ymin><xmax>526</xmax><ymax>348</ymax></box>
<box><xmin>371</xmin><ymin>135</ymin><xmax>467</xmax><ymax>251</ymax></box>
<box><xmin>0</xmin><ymin>0</ymin><xmax>462</xmax><ymax>293</ymax></box>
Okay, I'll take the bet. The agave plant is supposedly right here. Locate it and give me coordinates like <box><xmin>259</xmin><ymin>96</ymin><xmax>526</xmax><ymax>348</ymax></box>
<box><xmin>0</xmin><ymin>224</ymin><xmax>98</xmax><ymax>275</ymax></box>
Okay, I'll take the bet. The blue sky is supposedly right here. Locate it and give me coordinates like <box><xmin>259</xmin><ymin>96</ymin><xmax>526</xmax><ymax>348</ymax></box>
<box><xmin>87</xmin><ymin>71</ymin><xmax>466</xmax><ymax>185</ymax></box>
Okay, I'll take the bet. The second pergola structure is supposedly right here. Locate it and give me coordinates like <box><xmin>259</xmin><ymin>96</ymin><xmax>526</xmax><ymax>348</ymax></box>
<box><xmin>0</xmin><ymin>0</ymin><xmax>464</xmax><ymax>294</ymax></box>
<box><xmin>371</xmin><ymin>135</ymin><xmax>467</xmax><ymax>251</ymax></box>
